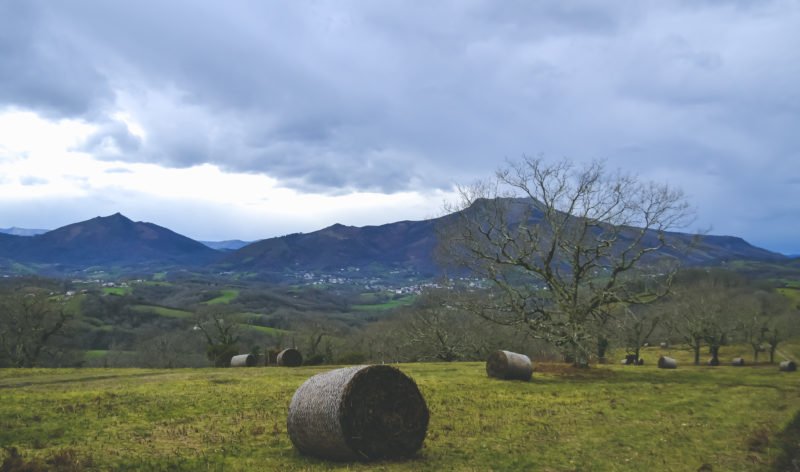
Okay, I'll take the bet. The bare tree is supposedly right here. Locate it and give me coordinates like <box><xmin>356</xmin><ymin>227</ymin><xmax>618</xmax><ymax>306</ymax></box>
<box><xmin>739</xmin><ymin>290</ymin><xmax>778</xmax><ymax>364</ymax></box>
<box><xmin>133</xmin><ymin>329</ymin><xmax>208</xmax><ymax>368</ymax></box>
<box><xmin>399</xmin><ymin>288</ymin><xmax>494</xmax><ymax>362</ymax></box>
<box><xmin>194</xmin><ymin>307</ymin><xmax>241</xmax><ymax>367</ymax></box>
<box><xmin>614</xmin><ymin>304</ymin><xmax>660</xmax><ymax>365</ymax></box>
<box><xmin>0</xmin><ymin>287</ymin><xmax>72</xmax><ymax>367</ymax></box>
<box><xmin>665</xmin><ymin>270</ymin><xmax>747</xmax><ymax>365</ymax></box>
<box><xmin>438</xmin><ymin>157</ymin><xmax>692</xmax><ymax>366</ymax></box>
<box><xmin>756</xmin><ymin>292</ymin><xmax>799</xmax><ymax>364</ymax></box>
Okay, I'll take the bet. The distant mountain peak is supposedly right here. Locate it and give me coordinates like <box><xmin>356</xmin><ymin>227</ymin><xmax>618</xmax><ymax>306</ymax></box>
<box><xmin>0</xmin><ymin>227</ymin><xmax>49</xmax><ymax>237</ymax></box>
<box><xmin>95</xmin><ymin>212</ymin><xmax>133</xmax><ymax>223</ymax></box>
<box><xmin>0</xmin><ymin>213</ymin><xmax>220</xmax><ymax>273</ymax></box>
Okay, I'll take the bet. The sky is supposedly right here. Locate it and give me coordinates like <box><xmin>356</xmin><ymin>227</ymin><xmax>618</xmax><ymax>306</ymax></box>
<box><xmin>0</xmin><ymin>1</ymin><xmax>798</xmax><ymax>254</ymax></box>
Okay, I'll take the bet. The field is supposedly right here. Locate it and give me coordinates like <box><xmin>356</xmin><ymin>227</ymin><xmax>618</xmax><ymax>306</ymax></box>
<box><xmin>2</xmin><ymin>350</ymin><xmax>800</xmax><ymax>471</ymax></box>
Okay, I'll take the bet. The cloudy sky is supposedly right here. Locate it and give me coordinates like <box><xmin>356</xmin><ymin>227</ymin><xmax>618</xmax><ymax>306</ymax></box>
<box><xmin>1</xmin><ymin>1</ymin><xmax>798</xmax><ymax>254</ymax></box>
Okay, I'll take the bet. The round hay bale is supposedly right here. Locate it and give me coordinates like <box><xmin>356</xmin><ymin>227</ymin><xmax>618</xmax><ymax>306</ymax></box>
<box><xmin>779</xmin><ymin>360</ymin><xmax>797</xmax><ymax>372</ymax></box>
<box><xmin>658</xmin><ymin>356</ymin><xmax>677</xmax><ymax>369</ymax></box>
<box><xmin>485</xmin><ymin>350</ymin><xmax>533</xmax><ymax>381</ymax></box>
<box><xmin>230</xmin><ymin>354</ymin><xmax>256</xmax><ymax>367</ymax></box>
<box><xmin>732</xmin><ymin>357</ymin><xmax>745</xmax><ymax>366</ymax></box>
<box><xmin>707</xmin><ymin>357</ymin><xmax>720</xmax><ymax>366</ymax></box>
<box><xmin>277</xmin><ymin>348</ymin><xmax>303</xmax><ymax>367</ymax></box>
<box><xmin>287</xmin><ymin>365</ymin><xmax>429</xmax><ymax>461</ymax></box>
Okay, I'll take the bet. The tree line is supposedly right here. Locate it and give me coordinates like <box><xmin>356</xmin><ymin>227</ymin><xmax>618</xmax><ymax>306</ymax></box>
<box><xmin>1</xmin><ymin>158</ymin><xmax>798</xmax><ymax>368</ymax></box>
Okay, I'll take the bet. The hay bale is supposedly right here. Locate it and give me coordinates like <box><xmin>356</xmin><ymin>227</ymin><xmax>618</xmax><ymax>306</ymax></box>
<box><xmin>732</xmin><ymin>357</ymin><xmax>745</xmax><ymax>366</ymax></box>
<box><xmin>658</xmin><ymin>356</ymin><xmax>677</xmax><ymax>369</ymax></box>
<box><xmin>485</xmin><ymin>350</ymin><xmax>533</xmax><ymax>381</ymax></box>
<box><xmin>277</xmin><ymin>348</ymin><xmax>303</xmax><ymax>367</ymax></box>
<box><xmin>230</xmin><ymin>354</ymin><xmax>256</xmax><ymax>367</ymax></box>
<box><xmin>707</xmin><ymin>357</ymin><xmax>720</xmax><ymax>366</ymax></box>
<box><xmin>660</xmin><ymin>342</ymin><xmax>669</xmax><ymax>349</ymax></box>
<box><xmin>287</xmin><ymin>365</ymin><xmax>429</xmax><ymax>461</ymax></box>
<box><xmin>780</xmin><ymin>360</ymin><xmax>797</xmax><ymax>372</ymax></box>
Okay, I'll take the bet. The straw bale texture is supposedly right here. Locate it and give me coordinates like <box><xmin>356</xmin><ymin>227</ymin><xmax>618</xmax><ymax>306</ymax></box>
<box><xmin>230</xmin><ymin>354</ymin><xmax>256</xmax><ymax>367</ymax></box>
<box><xmin>658</xmin><ymin>356</ymin><xmax>677</xmax><ymax>369</ymax></box>
<box><xmin>780</xmin><ymin>360</ymin><xmax>797</xmax><ymax>372</ymax></box>
<box><xmin>277</xmin><ymin>348</ymin><xmax>303</xmax><ymax>367</ymax></box>
<box><xmin>287</xmin><ymin>365</ymin><xmax>429</xmax><ymax>461</ymax></box>
<box><xmin>485</xmin><ymin>350</ymin><xmax>533</xmax><ymax>381</ymax></box>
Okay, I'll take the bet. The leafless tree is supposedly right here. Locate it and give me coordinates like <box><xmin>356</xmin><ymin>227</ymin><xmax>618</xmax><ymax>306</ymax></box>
<box><xmin>194</xmin><ymin>306</ymin><xmax>242</xmax><ymax>367</ymax></box>
<box><xmin>399</xmin><ymin>288</ymin><xmax>494</xmax><ymax>362</ymax></box>
<box><xmin>0</xmin><ymin>287</ymin><xmax>72</xmax><ymax>367</ymax></box>
<box><xmin>133</xmin><ymin>329</ymin><xmax>208</xmax><ymax>368</ymax></box>
<box><xmin>614</xmin><ymin>304</ymin><xmax>660</xmax><ymax>365</ymax></box>
<box><xmin>749</xmin><ymin>290</ymin><xmax>799</xmax><ymax>363</ymax></box>
<box><xmin>438</xmin><ymin>156</ymin><xmax>693</xmax><ymax>366</ymax></box>
<box><xmin>665</xmin><ymin>270</ymin><xmax>748</xmax><ymax>365</ymax></box>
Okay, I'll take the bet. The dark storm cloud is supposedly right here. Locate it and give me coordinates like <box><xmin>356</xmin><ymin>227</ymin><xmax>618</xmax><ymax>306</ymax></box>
<box><xmin>0</xmin><ymin>1</ymin><xmax>113</xmax><ymax>118</ymax></box>
<box><xmin>1</xmin><ymin>0</ymin><xmax>799</xmax><ymax>251</ymax></box>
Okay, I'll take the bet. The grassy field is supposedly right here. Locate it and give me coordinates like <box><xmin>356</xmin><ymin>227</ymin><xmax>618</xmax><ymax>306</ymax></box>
<box><xmin>353</xmin><ymin>294</ymin><xmax>417</xmax><ymax>311</ymax></box>
<box><xmin>203</xmin><ymin>290</ymin><xmax>240</xmax><ymax>305</ymax></box>
<box><xmin>2</xmin><ymin>353</ymin><xmax>800</xmax><ymax>471</ymax></box>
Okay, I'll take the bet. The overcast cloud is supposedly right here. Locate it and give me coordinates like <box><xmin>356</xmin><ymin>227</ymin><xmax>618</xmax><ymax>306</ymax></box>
<box><xmin>0</xmin><ymin>0</ymin><xmax>798</xmax><ymax>253</ymax></box>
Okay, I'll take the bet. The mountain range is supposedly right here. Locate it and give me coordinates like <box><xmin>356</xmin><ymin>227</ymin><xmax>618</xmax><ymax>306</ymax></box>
<box><xmin>0</xmin><ymin>204</ymin><xmax>793</xmax><ymax>280</ymax></box>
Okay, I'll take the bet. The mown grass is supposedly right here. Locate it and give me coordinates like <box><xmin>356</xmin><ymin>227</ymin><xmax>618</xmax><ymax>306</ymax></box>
<box><xmin>1</xmin><ymin>360</ymin><xmax>799</xmax><ymax>471</ymax></box>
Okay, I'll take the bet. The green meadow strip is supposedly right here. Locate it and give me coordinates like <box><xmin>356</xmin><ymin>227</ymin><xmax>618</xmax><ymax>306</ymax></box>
<box><xmin>1</xmin><ymin>362</ymin><xmax>799</xmax><ymax>471</ymax></box>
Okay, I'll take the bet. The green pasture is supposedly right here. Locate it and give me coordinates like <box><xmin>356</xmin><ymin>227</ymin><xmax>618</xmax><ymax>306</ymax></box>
<box><xmin>102</xmin><ymin>286</ymin><xmax>132</xmax><ymax>296</ymax></box>
<box><xmin>353</xmin><ymin>294</ymin><xmax>416</xmax><ymax>311</ymax></box>
<box><xmin>243</xmin><ymin>324</ymin><xmax>289</xmax><ymax>335</ymax></box>
<box><xmin>203</xmin><ymin>289</ymin><xmax>240</xmax><ymax>305</ymax></box>
<box><xmin>2</xmin><ymin>357</ymin><xmax>800</xmax><ymax>471</ymax></box>
<box><xmin>778</xmin><ymin>287</ymin><xmax>800</xmax><ymax>306</ymax></box>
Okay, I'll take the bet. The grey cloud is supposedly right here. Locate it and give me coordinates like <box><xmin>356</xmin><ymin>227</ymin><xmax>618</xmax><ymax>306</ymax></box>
<box><xmin>0</xmin><ymin>1</ymin><xmax>113</xmax><ymax>118</ymax></box>
<box><xmin>105</xmin><ymin>167</ymin><xmax>133</xmax><ymax>174</ymax></box>
<box><xmin>78</xmin><ymin>119</ymin><xmax>142</xmax><ymax>159</ymax></box>
<box><xmin>19</xmin><ymin>175</ymin><xmax>48</xmax><ymax>186</ymax></box>
<box><xmin>1</xmin><ymin>1</ymin><xmax>799</xmax><ymax>252</ymax></box>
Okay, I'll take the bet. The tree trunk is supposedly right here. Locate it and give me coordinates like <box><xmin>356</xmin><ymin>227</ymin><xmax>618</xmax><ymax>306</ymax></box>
<box><xmin>709</xmin><ymin>345</ymin><xmax>720</xmax><ymax>365</ymax></box>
